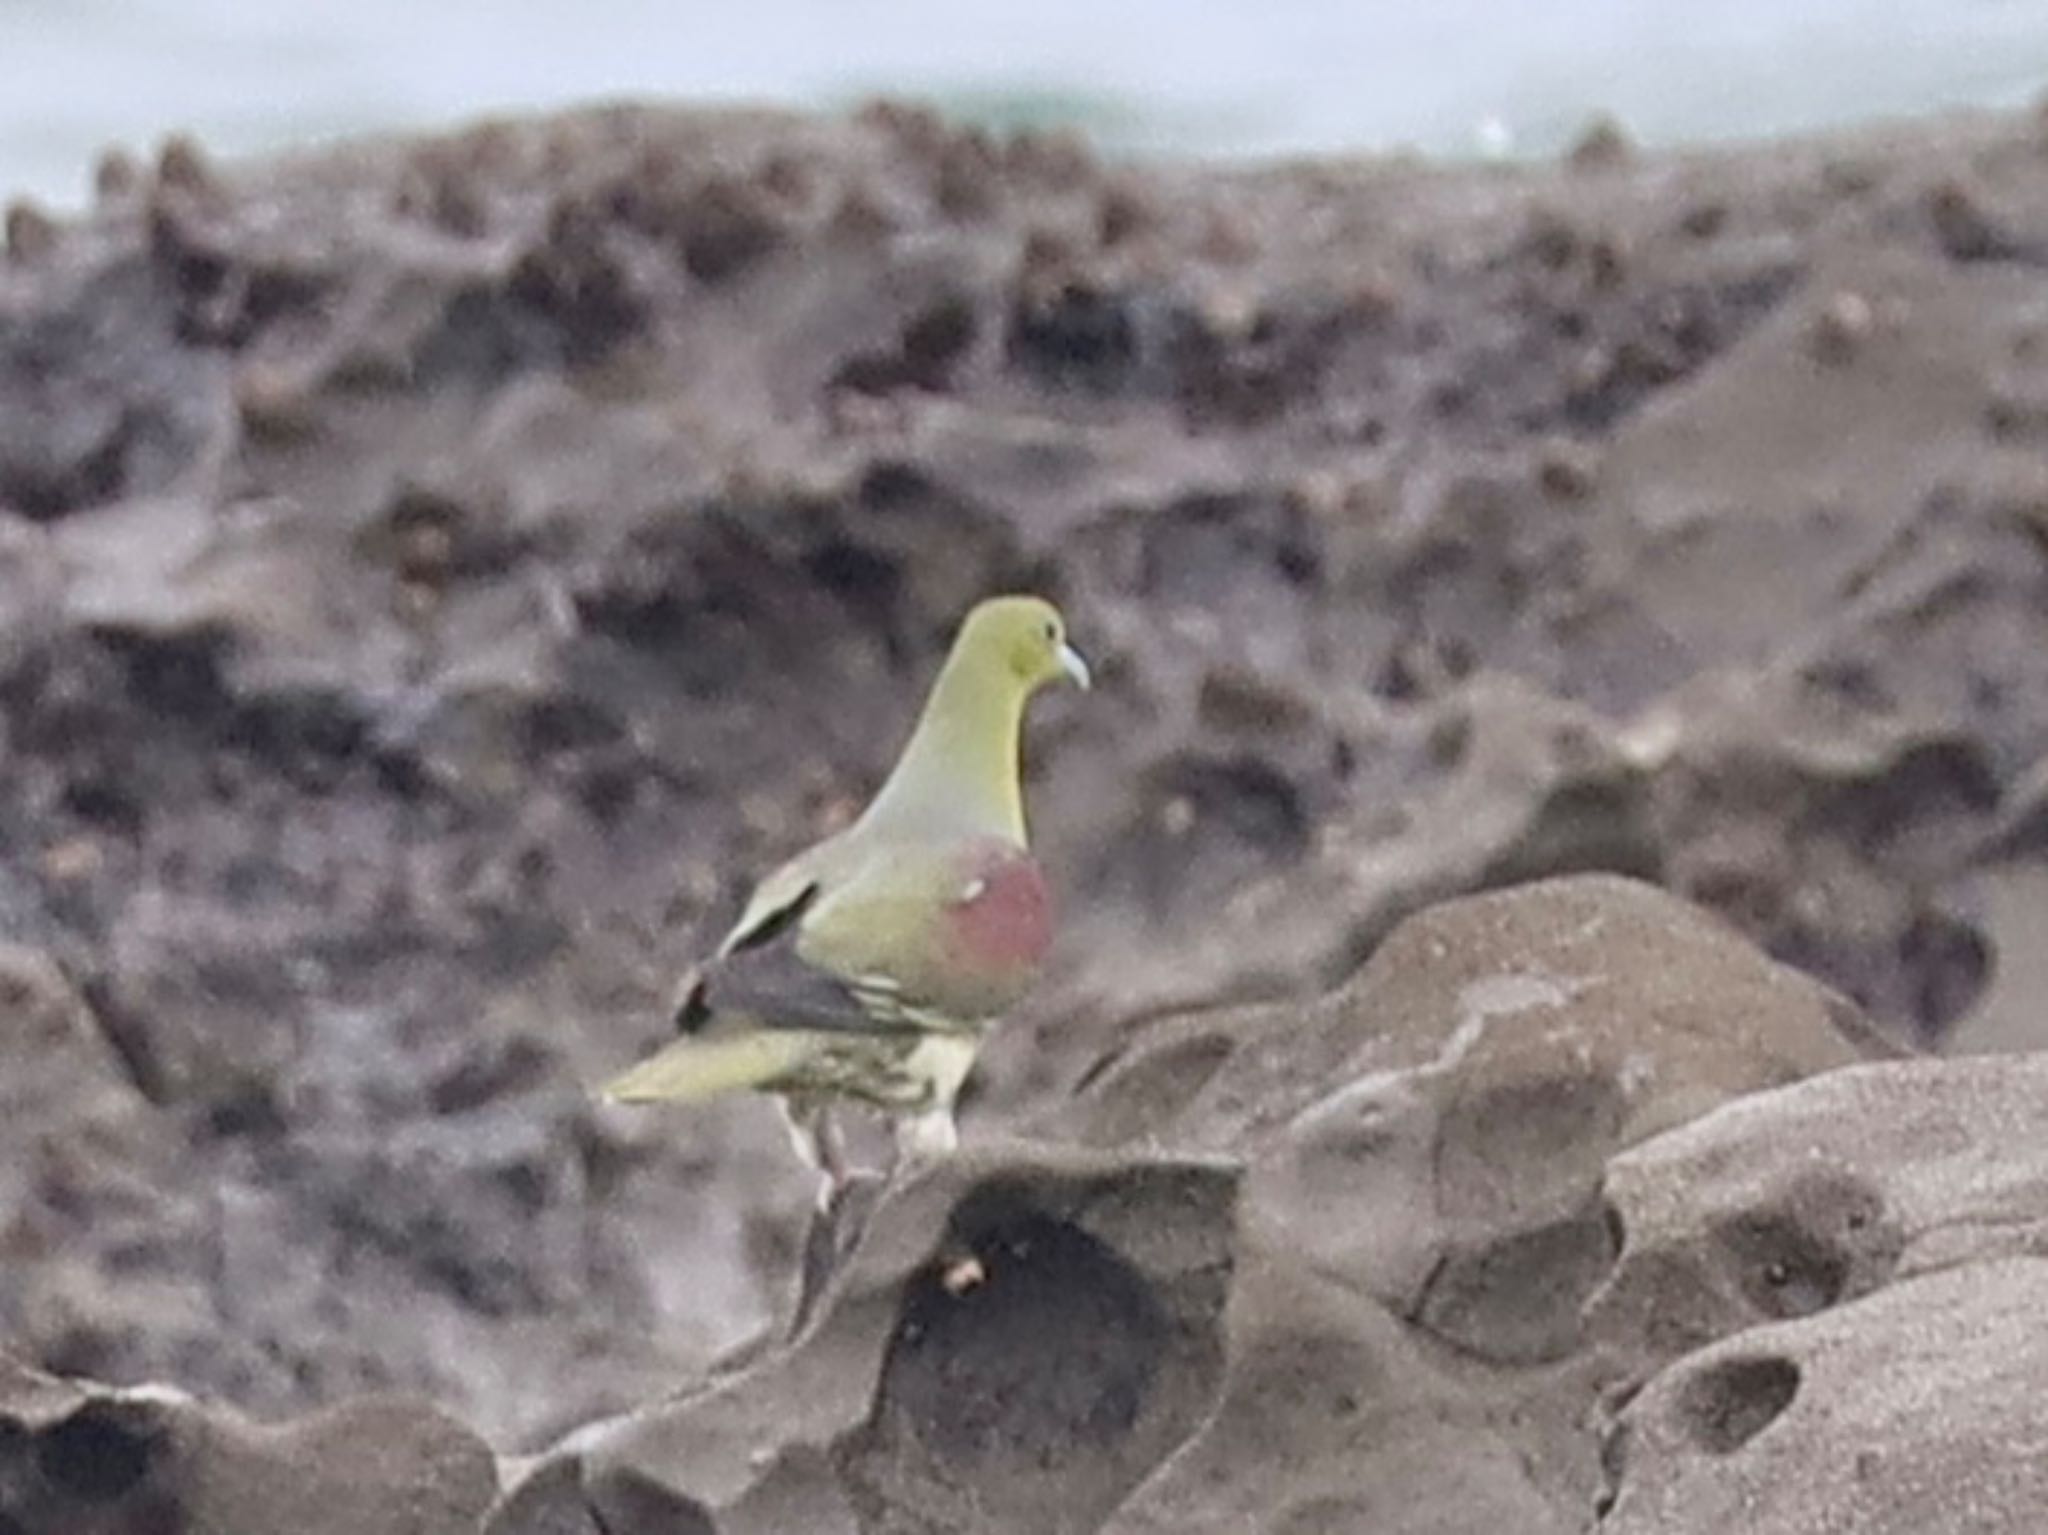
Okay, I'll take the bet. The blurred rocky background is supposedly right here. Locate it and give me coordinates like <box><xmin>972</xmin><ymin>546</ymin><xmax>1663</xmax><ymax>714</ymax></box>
<box><xmin>3</xmin><ymin>71</ymin><xmax>2048</xmax><ymax>1535</ymax></box>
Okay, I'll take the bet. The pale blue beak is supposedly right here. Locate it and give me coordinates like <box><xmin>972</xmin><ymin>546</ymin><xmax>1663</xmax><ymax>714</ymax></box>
<box><xmin>1058</xmin><ymin>642</ymin><xmax>1092</xmax><ymax>690</ymax></box>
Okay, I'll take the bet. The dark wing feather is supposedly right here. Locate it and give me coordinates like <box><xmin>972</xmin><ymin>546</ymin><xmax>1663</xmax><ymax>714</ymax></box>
<box><xmin>726</xmin><ymin>880</ymin><xmax>820</xmax><ymax>954</ymax></box>
<box><xmin>671</xmin><ymin>879</ymin><xmax>827</xmax><ymax>1034</ymax></box>
<box><xmin>673</xmin><ymin>907</ymin><xmax>928</xmax><ymax>1039</ymax></box>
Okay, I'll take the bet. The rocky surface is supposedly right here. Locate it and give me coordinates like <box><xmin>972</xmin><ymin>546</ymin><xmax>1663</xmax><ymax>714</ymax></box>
<box><xmin>1600</xmin><ymin>1258</ymin><xmax>2048</xmax><ymax>1535</ymax></box>
<box><xmin>1592</xmin><ymin>1054</ymin><xmax>2048</xmax><ymax>1533</ymax></box>
<box><xmin>0</xmin><ymin>1350</ymin><xmax>496</xmax><ymax>1535</ymax></box>
<box><xmin>2</xmin><ymin>94</ymin><xmax>2048</xmax><ymax>1532</ymax></box>
<box><xmin>484</xmin><ymin>874</ymin><xmax>1880</xmax><ymax>1534</ymax></box>
<box><xmin>1589</xmin><ymin>1051</ymin><xmax>2048</xmax><ymax>1380</ymax></box>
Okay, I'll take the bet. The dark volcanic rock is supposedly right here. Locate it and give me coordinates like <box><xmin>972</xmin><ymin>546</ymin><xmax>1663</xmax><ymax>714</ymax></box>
<box><xmin>489</xmin><ymin>1144</ymin><xmax>1239</xmax><ymax>1535</ymax></box>
<box><xmin>1584</xmin><ymin>1054</ymin><xmax>2048</xmax><ymax>1532</ymax></box>
<box><xmin>2</xmin><ymin>93</ymin><xmax>2048</xmax><ymax>1526</ymax></box>
<box><xmin>1601</xmin><ymin>1259</ymin><xmax>2048</xmax><ymax>1534</ymax></box>
<box><xmin>0</xmin><ymin>1351</ymin><xmax>497</xmax><ymax>1535</ymax></box>
<box><xmin>1063</xmin><ymin>873</ymin><xmax>1877</xmax><ymax>1158</ymax></box>
<box><xmin>490</xmin><ymin>876</ymin><xmax>1885</xmax><ymax>1534</ymax></box>
<box><xmin>1589</xmin><ymin>1053</ymin><xmax>2048</xmax><ymax>1379</ymax></box>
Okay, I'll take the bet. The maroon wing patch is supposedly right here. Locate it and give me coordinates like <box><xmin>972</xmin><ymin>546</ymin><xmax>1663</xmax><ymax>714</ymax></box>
<box><xmin>946</xmin><ymin>847</ymin><xmax>1053</xmax><ymax>974</ymax></box>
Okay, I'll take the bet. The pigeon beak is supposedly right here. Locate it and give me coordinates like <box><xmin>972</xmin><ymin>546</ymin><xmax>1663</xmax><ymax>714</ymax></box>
<box><xmin>1058</xmin><ymin>642</ymin><xmax>1092</xmax><ymax>691</ymax></box>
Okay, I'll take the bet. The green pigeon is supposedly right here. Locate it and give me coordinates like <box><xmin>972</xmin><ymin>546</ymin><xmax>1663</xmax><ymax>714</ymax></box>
<box><xmin>601</xmin><ymin>595</ymin><xmax>1089</xmax><ymax>1203</ymax></box>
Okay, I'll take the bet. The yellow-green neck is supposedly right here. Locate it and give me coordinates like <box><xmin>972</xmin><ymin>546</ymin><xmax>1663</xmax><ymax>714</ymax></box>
<box><xmin>860</xmin><ymin>647</ymin><xmax>1029</xmax><ymax>845</ymax></box>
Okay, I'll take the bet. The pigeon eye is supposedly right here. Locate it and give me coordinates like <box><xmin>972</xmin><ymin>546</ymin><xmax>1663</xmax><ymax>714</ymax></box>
<box><xmin>1042</xmin><ymin>621</ymin><xmax>1058</xmax><ymax>641</ymax></box>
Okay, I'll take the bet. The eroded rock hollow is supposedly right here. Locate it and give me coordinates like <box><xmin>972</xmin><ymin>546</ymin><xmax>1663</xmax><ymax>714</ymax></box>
<box><xmin>5</xmin><ymin>97</ymin><xmax>2048</xmax><ymax>1533</ymax></box>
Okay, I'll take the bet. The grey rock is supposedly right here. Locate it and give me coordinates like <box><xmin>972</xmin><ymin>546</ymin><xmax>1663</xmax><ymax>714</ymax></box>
<box><xmin>1591</xmin><ymin>1052</ymin><xmax>2048</xmax><ymax>1378</ymax></box>
<box><xmin>4</xmin><ymin>91</ymin><xmax>2048</xmax><ymax>1530</ymax></box>
<box><xmin>496</xmin><ymin>875</ymin><xmax>1886</xmax><ymax>1535</ymax></box>
<box><xmin>489</xmin><ymin>1143</ymin><xmax>1237</xmax><ymax>1535</ymax></box>
<box><xmin>0</xmin><ymin>1354</ymin><xmax>497</xmax><ymax>1535</ymax></box>
<box><xmin>1602</xmin><ymin>1258</ymin><xmax>2048</xmax><ymax>1534</ymax></box>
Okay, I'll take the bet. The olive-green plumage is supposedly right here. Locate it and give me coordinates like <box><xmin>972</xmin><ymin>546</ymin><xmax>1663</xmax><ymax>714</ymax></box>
<box><xmin>600</xmin><ymin>595</ymin><xmax>1088</xmax><ymax>1188</ymax></box>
